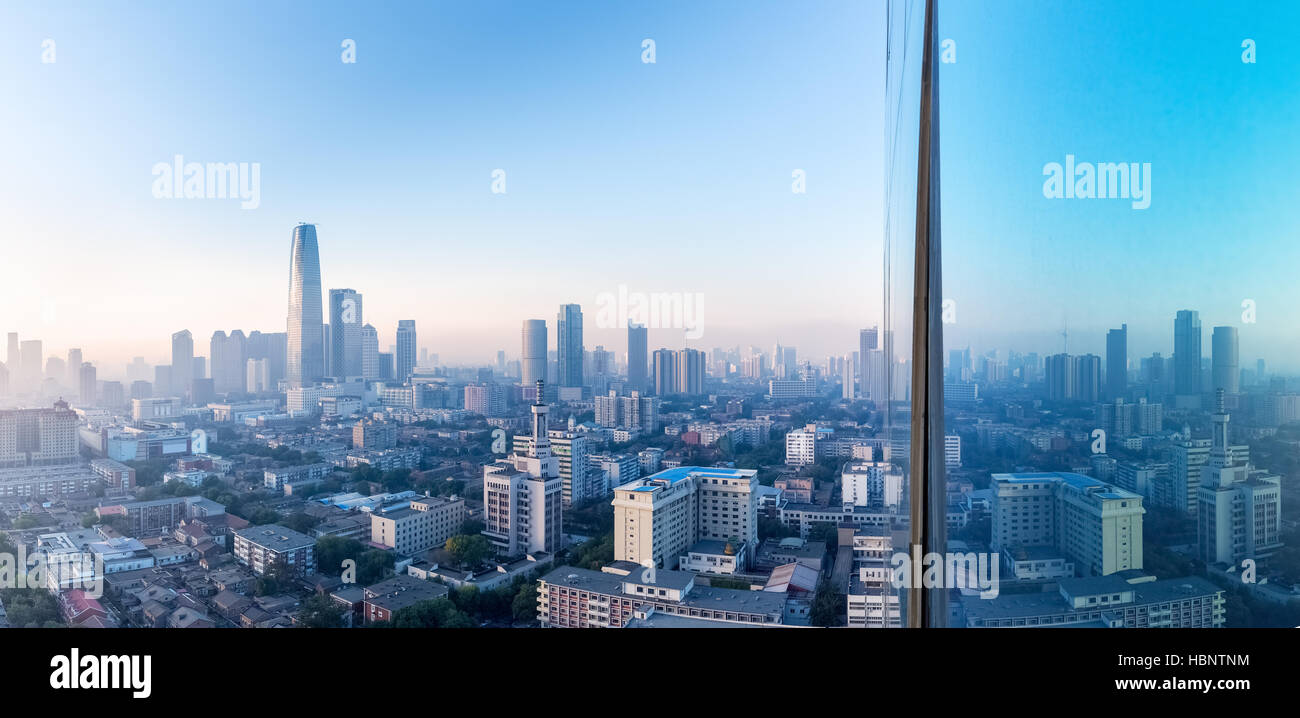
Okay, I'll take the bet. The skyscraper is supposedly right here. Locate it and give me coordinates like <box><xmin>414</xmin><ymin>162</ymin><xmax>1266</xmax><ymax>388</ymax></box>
<box><xmin>19</xmin><ymin>340</ymin><xmax>42</xmax><ymax>390</ymax></box>
<box><xmin>652</xmin><ymin>348</ymin><xmax>676</xmax><ymax>395</ymax></box>
<box><xmin>1173</xmin><ymin>310</ymin><xmax>1202</xmax><ymax>404</ymax></box>
<box><xmin>1211</xmin><ymin>326</ymin><xmax>1239</xmax><ymax>396</ymax></box>
<box><xmin>79</xmin><ymin>363</ymin><xmax>97</xmax><ymax>406</ymax></box>
<box><xmin>6</xmin><ymin>333</ymin><xmax>18</xmax><ymax>370</ymax></box>
<box><xmin>1045</xmin><ymin>353</ymin><xmax>1075</xmax><ymax>401</ymax></box>
<box><xmin>361</xmin><ymin>323</ymin><xmax>379</xmax><ymax>380</ymax></box>
<box><xmin>210</xmin><ymin>330</ymin><xmax>247</xmax><ymax>394</ymax></box>
<box><xmin>66</xmin><ymin>349</ymin><xmax>82</xmax><ymax>395</ymax></box>
<box><xmin>627</xmin><ymin>323</ymin><xmax>648</xmax><ymax>392</ymax></box>
<box><xmin>1105</xmin><ymin>324</ymin><xmax>1127</xmax><ymax>399</ymax></box>
<box><xmin>556</xmin><ymin>304</ymin><xmax>583</xmax><ymax>388</ymax></box>
<box><xmin>676</xmin><ymin>348</ymin><xmax>705</xmax><ymax>395</ymax></box>
<box><xmin>521</xmin><ymin>319</ymin><xmax>547</xmax><ymax>386</ymax></box>
<box><xmin>1074</xmin><ymin>354</ymin><xmax>1101</xmax><ymax>402</ymax></box>
<box><xmin>171</xmin><ymin>330</ymin><xmax>193</xmax><ymax>400</ymax></box>
<box><xmin>287</xmin><ymin>223</ymin><xmax>324</xmax><ymax>386</ymax></box>
<box><xmin>329</xmin><ymin>289</ymin><xmax>363</xmax><ymax>378</ymax></box>
<box><xmin>395</xmin><ymin>320</ymin><xmax>417</xmax><ymax>381</ymax></box>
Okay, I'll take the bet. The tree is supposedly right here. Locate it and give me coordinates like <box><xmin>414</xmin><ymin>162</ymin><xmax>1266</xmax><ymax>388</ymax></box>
<box><xmin>809</xmin><ymin>578</ymin><xmax>843</xmax><ymax>627</ymax></box>
<box><xmin>283</xmin><ymin>511</ymin><xmax>319</xmax><ymax>535</ymax></box>
<box><xmin>444</xmin><ymin>534</ymin><xmax>492</xmax><ymax>569</ymax></box>
<box><xmin>386</xmin><ymin>598</ymin><xmax>474</xmax><ymax>628</ymax></box>
<box><xmin>296</xmin><ymin>594</ymin><xmax>345</xmax><ymax>628</ymax></box>
<box><xmin>511</xmin><ymin>582</ymin><xmax>539</xmax><ymax>624</ymax></box>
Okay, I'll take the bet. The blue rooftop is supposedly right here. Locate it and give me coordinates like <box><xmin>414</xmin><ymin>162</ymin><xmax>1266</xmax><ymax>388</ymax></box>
<box><xmin>631</xmin><ymin>466</ymin><xmax>753</xmax><ymax>492</ymax></box>
<box><xmin>993</xmin><ymin>472</ymin><xmax>1141</xmax><ymax>500</ymax></box>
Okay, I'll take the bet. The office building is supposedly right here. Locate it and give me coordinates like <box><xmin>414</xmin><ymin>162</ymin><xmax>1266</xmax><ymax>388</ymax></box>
<box><xmin>627</xmin><ymin>323</ymin><xmax>648</xmax><ymax>392</ymax></box>
<box><xmin>991</xmin><ymin>472</ymin><xmax>1144</xmax><ymax>577</ymax></box>
<box><xmin>611</xmin><ymin>466</ymin><xmax>759</xmax><ymax>570</ymax></box>
<box><xmin>395</xmin><ymin>320</ymin><xmax>416</xmax><ymax>381</ymax></box>
<box><xmin>536</xmin><ymin>563</ymin><xmax>785</xmax><ymax>628</ymax></box>
<box><xmin>481</xmin><ymin>381</ymin><xmax>563</xmax><ymax>556</ymax></box>
<box><xmin>233</xmin><ymin>524</ymin><xmax>316</xmax><ymax>577</ymax></box>
<box><xmin>1197</xmin><ymin>390</ymin><xmax>1283</xmax><ymax>565</ymax></box>
<box><xmin>1173</xmin><ymin>309</ymin><xmax>1202</xmax><ymax>407</ymax></box>
<box><xmin>370</xmin><ymin>496</ymin><xmax>466</xmax><ymax>556</ymax></box>
<box><xmin>1106</xmin><ymin>324</ymin><xmax>1127</xmax><ymax>399</ymax></box>
<box><xmin>557</xmin><ymin>304</ymin><xmax>583</xmax><ymax>388</ymax></box>
<box><xmin>1211</xmin><ymin>326</ymin><xmax>1239</xmax><ymax>396</ymax></box>
<box><xmin>287</xmin><ymin>223</ymin><xmax>325</xmax><ymax>386</ymax></box>
<box><xmin>521</xmin><ymin>319</ymin><xmax>547</xmax><ymax>386</ymax></box>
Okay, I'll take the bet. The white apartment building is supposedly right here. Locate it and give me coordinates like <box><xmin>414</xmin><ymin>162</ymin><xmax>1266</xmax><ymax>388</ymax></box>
<box><xmin>370</xmin><ymin>496</ymin><xmax>466</xmax><ymax>556</ymax></box>
<box><xmin>991</xmin><ymin>472</ymin><xmax>1144</xmax><ymax>578</ymax></box>
<box><xmin>612</xmin><ymin>466</ymin><xmax>758</xmax><ymax>570</ymax></box>
<box><xmin>784</xmin><ymin>426</ymin><xmax>818</xmax><ymax>466</ymax></box>
<box><xmin>841</xmin><ymin>460</ymin><xmax>902</xmax><ymax>508</ymax></box>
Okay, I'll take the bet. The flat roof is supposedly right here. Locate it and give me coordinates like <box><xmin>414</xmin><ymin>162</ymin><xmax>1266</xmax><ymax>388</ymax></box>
<box><xmin>629</xmin><ymin>466</ymin><xmax>756</xmax><ymax>492</ymax></box>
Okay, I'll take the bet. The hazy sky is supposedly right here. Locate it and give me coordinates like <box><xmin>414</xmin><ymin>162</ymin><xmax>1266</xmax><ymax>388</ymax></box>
<box><xmin>3</xmin><ymin>1</ymin><xmax>1298</xmax><ymax>379</ymax></box>
<box><xmin>0</xmin><ymin>0</ymin><xmax>884</xmax><ymax>376</ymax></box>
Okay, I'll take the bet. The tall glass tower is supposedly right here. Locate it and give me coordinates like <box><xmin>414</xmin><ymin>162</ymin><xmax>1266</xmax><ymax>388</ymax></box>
<box><xmin>556</xmin><ymin>304</ymin><xmax>583</xmax><ymax>388</ymax></box>
<box><xmin>395</xmin><ymin>320</ymin><xmax>417</xmax><ymax>380</ymax></box>
<box><xmin>287</xmin><ymin>223</ymin><xmax>324</xmax><ymax>386</ymax></box>
<box><xmin>521</xmin><ymin>319</ymin><xmax>548</xmax><ymax>385</ymax></box>
<box><xmin>626</xmin><ymin>323</ymin><xmax>648</xmax><ymax>392</ymax></box>
<box><xmin>329</xmin><ymin>289</ymin><xmax>363</xmax><ymax>378</ymax></box>
<box><xmin>1173</xmin><ymin>309</ymin><xmax>1202</xmax><ymax>401</ymax></box>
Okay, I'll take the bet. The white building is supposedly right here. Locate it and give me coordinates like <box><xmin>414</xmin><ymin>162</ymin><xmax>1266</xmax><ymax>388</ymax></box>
<box><xmin>612</xmin><ymin>466</ymin><xmax>758</xmax><ymax>570</ymax></box>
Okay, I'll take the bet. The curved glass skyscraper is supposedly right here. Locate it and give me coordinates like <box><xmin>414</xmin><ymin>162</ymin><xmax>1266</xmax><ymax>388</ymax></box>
<box><xmin>521</xmin><ymin>319</ymin><xmax>547</xmax><ymax>385</ymax></box>
<box><xmin>287</xmin><ymin>223</ymin><xmax>324</xmax><ymax>386</ymax></box>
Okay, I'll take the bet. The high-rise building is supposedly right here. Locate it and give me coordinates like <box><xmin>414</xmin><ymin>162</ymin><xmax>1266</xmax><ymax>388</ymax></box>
<box><xmin>287</xmin><ymin>223</ymin><xmax>324</xmax><ymax>386</ymax></box>
<box><xmin>859</xmin><ymin>325</ymin><xmax>879</xmax><ymax>386</ymax></box>
<box><xmin>78</xmin><ymin>363</ymin><xmax>97</xmax><ymax>406</ymax></box>
<box><xmin>1073</xmin><ymin>354</ymin><xmax>1101</xmax><ymax>402</ymax></box>
<box><xmin>1198</xmin><ymin>390</ymin><xmax>1282</xmax><ymax>564</ymax></box>
<box><xmin>1211</xmin><ymin>326</ymin><xmax>1239</xmax><ymax>396</ymax></box>
<box><xmin>521</xmin><ymin>319</ymin><xmax>547</xmax><ymax>386</ymax></box>
<box><xmin>612</xmin><ymin>466</ymin><xmax>760</xmax><ymax>570</ymax></box>
<box><xmin>676</xmin><ymin>348</ymin><xmax>704</xmax><ymax>395</ymax></box>
<box><xmin>6</xmin><ymin>333</ymin><xmax>18</xmax><ymax>371</ymax></box>
<box><xmin>652</xmin><ymin>348</ymin><xmax>676</xmax><ymax>396</ymax></box>
<box><xmin>839</xmin><ymin>353</ymin><xmax>855</xmax><ymax>400</ymax></box>
<box><xmin>210</xmin><ymin>330</ymin><xmax>247</xmax><ymax>394</ymax></box>
<box><xmin>991</xmin><ymin>472</ymin><xmax>1144</xmax><ymax>577</ymax></box>
<box><xmin>627</xmin><ymin>323</ymin><xmax>648</xmax><ymax>392</ymax></box>
<box><xmin>66</xmin><ymin>349</ymin><xmax>83</xmax><ymax>395</ymax></box>
<box><xmin>1045</xmin><ymin>353</ymin><xmax>1075</xmax><ymax>401</ymax></box>
<box><xmin>482</xmin><ymin>381</ymin><xmax>563</xmax><ymax>556</ymax></box>
<box><xmin>19</xmin><ymin>339</ymin><xmax>42</xmax><ymax>390</ymax></box>
<box><xmin>361</xmin><ymin>324</ymin><xmax>379</xmax><ymax>380</ymax></box>
<box><xmin>556</xmin><ymin>304</ymin><xmax>583</xmax><ymax>388</ymax></box>
<box><xmin>329</xmin><ymin>289</ymin><xmax>364</xmax><ymax>378</ymax></box>
<box><xmin>0</xmin><ymin>403</ymin><xmax>79</xmax><ymax>468</ymax></box>
<box><xmin>464</xmin><ymin>383</ymin><xmax>506</xmax><ymax>417</ymax></box>
<box><xmin>247</xmin><ymin>331</ymin><xmax>287</xmax><ymax>388</ymax></box>
<box><xmin>1105</xmin><ymin>324</ymin><xmax>1127</xmax><ymax>399</ymax></box>
<box><xmin>1173</xmin><ymin>309</ymin><xmax>1202</xmax><ymax>405</ymax></box>
<box><xmin>395</xmin><ymin>320</ymin><xmax>416</xmax><ymax>381</ymax></box>
<box><xmin>171</xmin><ymin>330</ymin><xmax>193</xmax><ymax>400</ymax></box>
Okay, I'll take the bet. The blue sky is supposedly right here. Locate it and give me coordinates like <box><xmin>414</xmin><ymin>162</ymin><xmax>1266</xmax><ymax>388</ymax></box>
<box><xmin>940</xmin><ymin>0</ymin><xmax>1300</xmax><ymax>368</ymax></box>
<box><xmin>0</xmin><ymin>0</ymin><xmax>883</xmax><ymax>373</ymax></box>
<box><xmin>1</xmin><ymin>1</ymin><xmax>1297</xmax><ymax>375</ymax></box>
